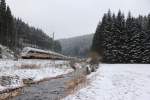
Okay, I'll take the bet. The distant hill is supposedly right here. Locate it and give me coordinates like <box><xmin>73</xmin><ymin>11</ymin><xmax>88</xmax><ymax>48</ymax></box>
<box><xmin>59</xmin><ymin>34</ymin><xmax>94</xmax><ymax>57</ymax></box>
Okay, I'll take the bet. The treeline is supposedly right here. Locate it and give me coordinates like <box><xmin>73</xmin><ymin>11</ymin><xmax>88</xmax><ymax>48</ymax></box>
<box><xmin>15</xmin><ymin>19</ymin><xmax>53</xmax><ymax>50</ymax></box>
<box><xmin>0</xmin><ymin>0</ymin><xmax>15</xmax><ymax>49</ymax></box>
<box><xmin>0</xmin><ymin>0</ymin><xmax>61</xmax><ymax>53</ymax></box>
<box><xmin>92</xmin><ymin>10</ymin><xmax>150</xmax><ymax>63</ymax></box>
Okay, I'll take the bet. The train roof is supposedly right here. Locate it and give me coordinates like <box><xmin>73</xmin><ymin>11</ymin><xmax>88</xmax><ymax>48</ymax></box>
<box><xmin>22</xmin><ymin>47</ymin><xmax>65</xmax><ymax>57</ymax></box>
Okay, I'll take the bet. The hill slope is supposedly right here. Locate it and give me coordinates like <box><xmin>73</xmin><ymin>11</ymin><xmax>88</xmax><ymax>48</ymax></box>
<box><xmin>59</xmin><ymin>34</ymin><xmax>94</xmax><ymax>57</ymax></box>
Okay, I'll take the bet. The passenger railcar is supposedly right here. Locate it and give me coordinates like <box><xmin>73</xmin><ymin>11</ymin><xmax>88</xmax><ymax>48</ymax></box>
<box><xmin>21</xmin><ymin>47</ymin><xmax>68</xmax><ymax>60</ymax></box>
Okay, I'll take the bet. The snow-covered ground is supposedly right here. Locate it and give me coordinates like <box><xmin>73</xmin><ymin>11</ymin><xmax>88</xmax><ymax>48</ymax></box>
<box><xmin>0</xmin><ymin>59</ymin><xmax>72</xmax><ymax>92</ymax></box>
<box><xmin>65</xmin><ymin>64</ymin><xmax>150</xmax><ymax>100</ymax></box>
<box><xmin>0</xmin><ymin>44</ymin><xmax>14</xmax><ymax>59</ymax></box>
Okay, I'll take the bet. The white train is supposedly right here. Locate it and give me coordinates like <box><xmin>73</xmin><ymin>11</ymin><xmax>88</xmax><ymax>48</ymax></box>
<box><xmin>21</xmin><ymin>47</ymin><xmax>69</xmax><ymax>60</ymax></box>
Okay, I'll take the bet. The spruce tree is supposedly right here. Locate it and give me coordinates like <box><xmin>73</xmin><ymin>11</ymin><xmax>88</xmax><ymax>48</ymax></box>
<box><xmin>0</xmin><ymin>0</ymin><xmax>6</xmax><ymax>45</ymax></box>
<box><xmin>92</xmin><ymin>10</ymin><xmax>150</xmax><ymax>63</ymax></box>
<box><xmin>5</xmin><ymin>6</ymin><xmax>14</xmax><ymax>49</ymax></box>
<box><xmin>147</xmin><ymin>14</ymin><xmax>150</xmax><ymax>31</ymax></box>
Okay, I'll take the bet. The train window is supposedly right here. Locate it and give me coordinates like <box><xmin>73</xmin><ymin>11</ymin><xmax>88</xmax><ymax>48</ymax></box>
<box><xmin>29</xmin><ymin>51</ymin><xmax>35</xmax><ymax>53</ymax></box>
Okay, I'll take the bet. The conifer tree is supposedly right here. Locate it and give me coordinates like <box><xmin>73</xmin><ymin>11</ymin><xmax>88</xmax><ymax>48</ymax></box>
<box><xmin>92</xmin><ymin>10</ymin><xmax>150</xmax><ymax>63</ymax></box>
<box><xmin>0</xmin><ymin>0</ymin><xmax>6</xmax><ymax>45</ymax></box>
<box><xmin>5</xmin><ymin>6</ymin><xmax>14</xmax><ymax>49</ymax></box>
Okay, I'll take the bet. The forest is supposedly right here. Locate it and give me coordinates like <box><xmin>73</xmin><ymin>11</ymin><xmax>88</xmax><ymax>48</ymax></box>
<box><xmin>92</xmin><ymin>10</ymin><xmax>150</xmax><ymax>63</ymax></box>
<box><xmin>0</xmin><ymin>0</ymin><xmax>61</xmax><ymax>53</ymax></box>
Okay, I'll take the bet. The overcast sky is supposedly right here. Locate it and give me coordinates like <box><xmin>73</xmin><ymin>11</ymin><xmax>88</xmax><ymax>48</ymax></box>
<box><xmin>7</xmin><ymin>0</ymin><xmax>150</xmax><ymax>39</ymax></box>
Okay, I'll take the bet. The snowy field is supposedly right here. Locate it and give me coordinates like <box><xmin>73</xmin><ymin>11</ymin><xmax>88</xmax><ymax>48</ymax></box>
<box><xmin>65</xmin><ymin>64</ymin><xmax>150</xmax><ymax>100</ymax></box>
<box><xmin>0</xmin><ymin>59</ymin><xmax>73</xmax><ymax>92</ymax></box>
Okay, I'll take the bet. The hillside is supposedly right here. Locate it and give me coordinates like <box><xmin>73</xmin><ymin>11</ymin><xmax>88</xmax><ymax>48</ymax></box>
<box><xmin>59</xmin><ymin>34</ymin><xmax>94</xmax><ymax>57</ymax></box>
<box><xmin>0</xmin><ymin>0</ymin><xmax>61</xmax><ymax>53</ymax></box>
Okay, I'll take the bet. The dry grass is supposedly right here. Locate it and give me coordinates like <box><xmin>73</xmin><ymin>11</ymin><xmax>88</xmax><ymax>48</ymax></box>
<box><xmin>0</xmin><ymin>88</ymin><xmax>22</xmax><ymax>100</ymax></box>
<box><xmin>66</xmin><ymin>74</ymin><xmax>89</xmax><ymax>95</ymax></box>
<box><xmin>16</xmin><ymin>64</ymin><xmax>41</xmax><ymax>69</ymax></box>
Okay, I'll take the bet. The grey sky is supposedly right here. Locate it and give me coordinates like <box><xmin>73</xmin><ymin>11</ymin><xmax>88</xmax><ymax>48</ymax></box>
<box><xmin>7</xmin><ymin>0</ymin><xmax>150</xmax><ymax>39</ymax></box>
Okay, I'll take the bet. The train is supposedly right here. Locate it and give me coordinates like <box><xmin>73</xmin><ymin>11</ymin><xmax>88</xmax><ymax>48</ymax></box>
<box><xmin>20</xmin><ymin>47</ymin><xmax>71</xmax><ymax>60</ymax></box>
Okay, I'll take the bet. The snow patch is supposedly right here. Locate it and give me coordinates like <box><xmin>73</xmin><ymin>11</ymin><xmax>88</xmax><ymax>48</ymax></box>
<box><xmin>0</xmin><ymin>60</ymin><xmax>72</xmax><ymax>92</ymax></box>
<box><xmin>64</xmin><ymin>64</ymin><xmax>150</xmax><ymax>100</ymax></box>
<box><xmin>0</xmin><ymin>44</ymin><xmax>14</xmax><ymax>59</ymax></box>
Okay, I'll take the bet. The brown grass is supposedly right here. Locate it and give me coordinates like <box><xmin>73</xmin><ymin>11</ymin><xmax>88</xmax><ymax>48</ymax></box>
<box><xmin>0</xmin><ymin>88</ymin><xmax>22</xmax><ymax>100</ymax></box>
<box><xmin>17</xmin><ymin>64</ymin><xmax>41</xmax><ymax>69</ymax></box>
<box><xmin>66</xmin><ymin>75</ymin><xmax>89</xmax><ymax>95</ymax></box>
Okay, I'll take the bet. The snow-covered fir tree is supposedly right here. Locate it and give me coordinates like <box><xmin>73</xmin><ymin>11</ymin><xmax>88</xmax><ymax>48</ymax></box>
<box><xmin>92</xmin><ymin>10</ymin><xmax>150</xmax><ymax>63</ymax></box>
